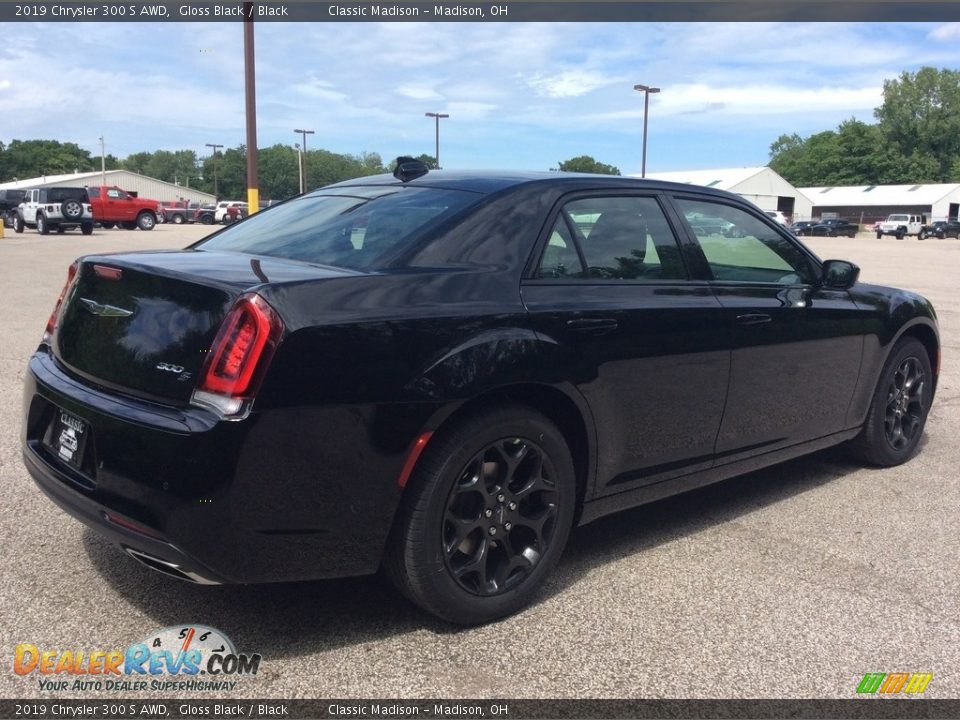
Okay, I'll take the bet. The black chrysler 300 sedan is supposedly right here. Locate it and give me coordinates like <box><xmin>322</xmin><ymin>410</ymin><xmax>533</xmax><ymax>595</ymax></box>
<box><xmin>22</xmin><ymin>162</ymin><xmax>939</xmax><ymax>624</ymax></box>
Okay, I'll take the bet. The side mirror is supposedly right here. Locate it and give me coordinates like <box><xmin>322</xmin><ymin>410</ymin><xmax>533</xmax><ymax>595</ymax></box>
<box><xmin>821</xmin><ymin>259</ymin><xmax>860</xmax><ymax>289</ymax></box>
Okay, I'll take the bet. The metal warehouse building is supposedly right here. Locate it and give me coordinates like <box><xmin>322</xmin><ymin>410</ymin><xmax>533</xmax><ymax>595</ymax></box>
<box><xmin>638</xmin><ymin>166</ymin><xmax>813</xmax><ymax>221</ymax></box>
<box><xmin>0</xmin><ymin>170</ymin><xmax>215</xmax><ymax>205</ymax></box>
<box><xmin>798</xmin><ymin>184</ymin><xmax>960</xmax><ymax>225</ymax></box>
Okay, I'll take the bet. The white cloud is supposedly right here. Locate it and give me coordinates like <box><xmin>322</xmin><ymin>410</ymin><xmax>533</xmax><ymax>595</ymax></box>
<box><xmin>525</xmin><ymin>70</ymin><xmax>623</xmax><ymax>98</ymax></box>
<box><xmin>0</xmin><ymin>79</ymin><xmax>11</xmax><ymax>90</ymax></box>
<box><xmin>395</xmin><ymin>84</ymin><xmax>442</xmax><ymax>101</ymax></box>
<box><xmin>929</xmin><ymin>23</ymin><xmax>960</xmax><ymax>40</ymax></box>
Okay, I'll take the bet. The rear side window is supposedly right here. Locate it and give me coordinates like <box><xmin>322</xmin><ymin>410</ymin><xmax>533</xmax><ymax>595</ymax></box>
<box><xmin>197</xmin><ymin>186</ymin><xmax>482</xmax><ymax>270</ymax></box>
<box><xmin>536</xmin><ymin>196</ymin><xmax>686</xmax><ymax>281</ymax></box>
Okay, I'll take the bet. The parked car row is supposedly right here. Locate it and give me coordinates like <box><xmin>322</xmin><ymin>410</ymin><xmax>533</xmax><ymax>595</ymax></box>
<box><xmin>789</xmin><ymin>218</ymin><xmax>859</xmax><ymax>237</ymax></box>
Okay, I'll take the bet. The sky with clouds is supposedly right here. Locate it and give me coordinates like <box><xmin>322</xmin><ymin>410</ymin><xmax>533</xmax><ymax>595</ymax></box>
<box><xmin>2</xmin><ymin>21</ymin><xmax>959</xmax><ymax>175</ymax></box>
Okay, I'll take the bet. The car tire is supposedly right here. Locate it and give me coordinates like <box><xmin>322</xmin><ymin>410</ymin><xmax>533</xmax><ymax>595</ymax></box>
<box><xmin>56</xmin><ymin>226</ymin><xmax>65</xmax><ymax>234</ymax></box>
<box><xmin>13</xmin><ymin>214</ymin><xmax>24</xmax><ymax>233</ymax></box>
<box><xmin>850</xmin><ymin>337</ymin><xmax>933</xmax><ymax>467</ymax></box>
<box><xmin>918</xmin><ymin>230</ymin><xmax>927</xmax><ymax>240</ymax></box>
<box><xmin>136</xmin><ymin>212</ymin><xmax>156</xmax><ymax>231</ymax></box>
<box><xmin>896</xmin><ymin>230</ymin><xmax>905</xmax><ymax>240</ymax></box>
<box><xmin>81</xmin><ymin>223</ymin><xmax>93</xmax><ymax>235</ymax></box>
<box><xmin>384</xmin><ymin>405</ymin><xmax>576</xmax><ymax>625</ymax></box>
<box><xmin>200</xmin><ymin>215</ymin><xmax>213</xmax><ymax>225</ymax></box>
<box><xmin>172</xmin><ymin>214</ymin><xmax>184</xmax><ymax>224</ymax></box>
<box><xmin>848</xmin><ymin>231</ymin><xmax>856</xmax><ymax>238</ymax></box>
<box><xmin>37</xmin><ymin>213</ymin><xmax>49</xmax><ymax>235</ymax></box>
<box><xmin>101</xmin><ymin>222</ymin><xmax>116</xmax><ymax>230</ymax></box>
<box><xmin>876</xmin><ymin>231</ymin><xmax>882</xmax><ymax>239</ymax></box>
<box><xmin>61</xmin><ymin>200</ymin><xmax>83</xmax><ymax>221</ymax></box>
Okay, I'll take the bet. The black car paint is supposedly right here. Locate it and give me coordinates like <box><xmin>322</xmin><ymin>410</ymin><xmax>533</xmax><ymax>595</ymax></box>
<box><xmin>22</xmin><ymin>172</ymin><xmax>940</xmax><ymax>586</ymax></box>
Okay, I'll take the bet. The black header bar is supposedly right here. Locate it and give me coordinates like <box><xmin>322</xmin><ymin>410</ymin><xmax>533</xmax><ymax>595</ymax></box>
<box><xmin>3</xmin><ymin>1</ymin><xmax>960</xmax><ymax>22</ymax></box>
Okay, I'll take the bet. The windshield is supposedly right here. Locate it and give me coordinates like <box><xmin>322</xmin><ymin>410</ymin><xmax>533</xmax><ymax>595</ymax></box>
<box><xmin>197</xmin><ymin>186</ymin><xmax>481</xmax><ymax>270</ymax></box>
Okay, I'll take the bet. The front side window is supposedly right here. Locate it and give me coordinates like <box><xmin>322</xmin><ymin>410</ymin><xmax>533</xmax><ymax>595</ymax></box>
<box><xmin>676</xmin><ymin>198</ymin><xmax>814</xmax><ymax>284</ymax></box>
<box><xmin>535</xmin><ymin>196</ymin><xmax>686</xmax><ymax>281</ymax></box>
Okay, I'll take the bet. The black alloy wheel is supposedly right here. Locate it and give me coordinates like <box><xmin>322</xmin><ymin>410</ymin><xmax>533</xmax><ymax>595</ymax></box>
<box><xmin>851</xmin><ymin>337</ymin><xmax>932</xmax><ymax>466</ymax></box>
<box><xmin>443</xmin><ymin>437</ymin><xmax>560</xmax><ymax>596</ymax></box>
<box><xmin>385</xmin><ymin>405</ymin><xmax>576</xmax><ymax>625</ymax></box>
<box><xmin>883</xmin><ymin>356</ymin><xmax>926</xmax><ymax>452</ymax></box>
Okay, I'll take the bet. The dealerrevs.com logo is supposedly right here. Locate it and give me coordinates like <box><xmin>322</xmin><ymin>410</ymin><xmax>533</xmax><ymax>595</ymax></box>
<box><xmin>14</xmin><ymin>625</ymin><xmax>261</xmax><ymax>693</ymax></box>
<box><xmin>856</xmin><ymin>672</ymin><xmax>933</xmax><ymax>696</ymax></box>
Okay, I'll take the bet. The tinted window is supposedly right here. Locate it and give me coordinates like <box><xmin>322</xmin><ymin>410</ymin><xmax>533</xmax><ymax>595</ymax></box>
<box><xmin>536</xmin><ymin>196</ymin><xmax>686</xmax><ymax>281</ymax></box>
<box><xmin>677</xmin><ymin>198</ymin><xmax>813</xmax><ymax>284</ymax></box>
<box><xmin>197</xmin><ymin>186</ymin><xmax>481</xmax><ymax>270</ymax></box>
<box><xmin>45</xmin><ymin>188</ymin><xmax>89</xmax><ymax>203</ymax></box>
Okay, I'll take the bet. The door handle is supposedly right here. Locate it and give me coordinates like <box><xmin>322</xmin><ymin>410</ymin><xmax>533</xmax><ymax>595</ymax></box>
<box><xmin>736</xmin><ymin>313</ymin><xmax>772</xmax><ymax>326</ymax></box>
<box><xmin>566</xmin><ymin>318</ymin><xmax>619</xmax><ymax>335</ymax></box>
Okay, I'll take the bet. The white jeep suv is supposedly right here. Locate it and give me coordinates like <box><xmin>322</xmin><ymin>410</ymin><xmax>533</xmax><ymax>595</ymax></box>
<box><xmin>214</xmin><ymin>201</ymin><xmax>248</xmax><ymax>223</ymax></box>
<box><xmin>876</xmin><ymin>213</ymin><xmax>924</xmax><ymax>240</ymax></box>
<box><xmin>13</xmin><ymin>187</ymin><xmax>94</xmax><ymax>235</ymax></box>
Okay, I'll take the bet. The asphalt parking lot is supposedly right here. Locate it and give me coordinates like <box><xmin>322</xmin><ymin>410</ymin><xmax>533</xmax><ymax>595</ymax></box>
<box><xmin>0</xmin><ymin>224</ymin><xmax>957</xmax><ymax>699</ymax></box>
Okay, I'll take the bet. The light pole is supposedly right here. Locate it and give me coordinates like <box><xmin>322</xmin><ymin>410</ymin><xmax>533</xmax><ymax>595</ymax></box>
<box><xmin>633</xmin><ymin>83</ymin><xmax>660</xmax><ymax>178</ymax></box>
<box><xmin>98</xmin><ymin>135</ymin><xmax>106</xmax><ymax>187</ymax></box>
<box><xmin>205</xmin><ymin>143</ymin><xmax>223</xmax><ymax>200</ymax></box>
<box><xmin>294</xmin><ymin>128</ymin><xmax>314</xmax><ymax>192</ymax></box>
<box><xmin>425</xmin><ymin>112</ymin><xmax>449</xmax><ymax>169</ymax></box>
<box><xmin>294</xmin><ymin>143</ymin><xmax>303</xmax><ymax>194</ymax></box>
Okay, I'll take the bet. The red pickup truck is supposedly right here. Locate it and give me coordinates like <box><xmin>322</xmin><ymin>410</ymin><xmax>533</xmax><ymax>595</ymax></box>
<box><xmin>86</xmin><ymin>186</ymin><xmax>161</xmax><ymax>231</ymax></box>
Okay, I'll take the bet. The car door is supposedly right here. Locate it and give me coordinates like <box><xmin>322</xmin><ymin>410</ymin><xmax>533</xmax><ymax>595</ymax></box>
<box><xmin>521</xmin><ymin>193</ymin><xmax>730</xmax><ymax>494</ymax></box>
<box><xmin>671</xmin><ymin>195</ymin><xmax>865</xmax><ymax>461</ymax></box>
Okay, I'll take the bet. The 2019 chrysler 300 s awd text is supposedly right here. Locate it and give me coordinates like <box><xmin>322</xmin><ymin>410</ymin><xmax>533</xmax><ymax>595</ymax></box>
<box><xmin>22</xmin><ymin>159</ymin><xmax>939</xmax><ymax>624</ymax></box>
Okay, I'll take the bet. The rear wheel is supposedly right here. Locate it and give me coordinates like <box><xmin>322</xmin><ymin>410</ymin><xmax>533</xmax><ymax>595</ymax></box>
<box><xmin>876</xmin><ymin>231</ymin><xmax>882</xmax><ymax>239</ymax></box>
<box><xmin>384</xmin><ymin>405</ymin><xmax>576</xmax><ymax>625</ymax></box>
<box><xmin>36</xmin><ymin>213</ymin><xmax>49</xmax><ymax>235</ymax></box>
<box><xmin>61</xmin><ymin>199</ymin><xmax>83</xmax><ymax>221</ymax></box>
<box><xmin>137</xmin><ymin>211</ymin><xmax>156</xmax><ymax>231</ymax></box>
<box><xmin>851</xmin><ymin>337</ymin><xmax>933</xmax><ymax>467</ymax></box>
<box><xmin>919</xmin><ymin>229</ymin><xmax>927</xmax><ymax>240</ymax></box>
<box><xmin>200</xmin><ymin>214</ymin><xmax>213</xmax><ymax>225</ymax></box>
<box><xmin>172</xmin><ymin>213</ymin><xmax>184</xmax><ymax>224</ymax></box>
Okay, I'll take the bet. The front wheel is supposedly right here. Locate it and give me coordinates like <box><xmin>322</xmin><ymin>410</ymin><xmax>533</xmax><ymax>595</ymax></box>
<box><xmin>384</xmin><ymin>405</ymin><xmax>576</xmax><ymax>625</ymax></box>
<box><xmin>13</xmin><ymin>214</ymin><xmax>24</xmax><ymax>233</ymax></box>
<box><xmin>137</xmin><ymin>211</ymin><xmax>156</xmax><ymax>231</ymax></box>
<box><xmin>876</xmin><ymin>231</ymin><xmax>882</xmax><ymax>239</ymax></box>
<box><xmin>850</xmin><ymin>338</ymin><xmax>933</xmax><ymax>467</ymax></box>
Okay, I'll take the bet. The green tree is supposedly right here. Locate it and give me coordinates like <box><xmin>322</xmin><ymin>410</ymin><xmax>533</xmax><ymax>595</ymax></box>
<box><xmin>0</xmin><ymin>139</ymin><xmax>95</xmax><ymax>181</ymax></box>
<box><xmin>556</xmin><ymin>155</ymin><xmax>621</xmax><ymax>175</ymax></box>
<box><xmin>875</xmin><ymin>67</ymin><xmax>960</xmax><ymax>182</ymax></box>
<box><xmin>258</xmin><ymin>144</ymin><xmax>300</xmax><ymax>200</ymax></box>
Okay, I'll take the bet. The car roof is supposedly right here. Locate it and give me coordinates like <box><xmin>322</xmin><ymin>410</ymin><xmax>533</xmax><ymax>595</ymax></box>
<box><xmin>312</xmin><ymin>169</ymin><xmax>750</xmax><ymax>200</ymax></box>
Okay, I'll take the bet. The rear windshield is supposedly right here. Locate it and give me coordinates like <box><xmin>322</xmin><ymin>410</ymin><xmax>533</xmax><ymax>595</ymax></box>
<box><xmin>196</xmin><ymin>186</ymin><xmax>481</xmax><ymax>270</ymax></box>
<box><xmin>46</xmin><ymin>188</ymin><xmax>89</xmax><ymax>202</ymax></box>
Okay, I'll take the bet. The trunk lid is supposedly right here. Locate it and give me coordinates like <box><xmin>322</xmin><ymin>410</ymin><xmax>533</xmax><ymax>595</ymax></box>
<box><xmin>53</xmin><ymin>250</ymin><xmax>354</xmax><ymax>404</ymax></box>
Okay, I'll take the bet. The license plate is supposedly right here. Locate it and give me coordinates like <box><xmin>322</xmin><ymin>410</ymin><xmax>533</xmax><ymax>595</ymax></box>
<box><xmin>49</xmin><ymin>409</ymin><xmax>89</xmax><ymax>470</ymax></box>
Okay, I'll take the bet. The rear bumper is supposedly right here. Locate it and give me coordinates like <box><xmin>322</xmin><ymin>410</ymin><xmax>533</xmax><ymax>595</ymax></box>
<box><xmin>22</xmin><ymin>444</ymin><xmax>228</xmax><ymax>584</ymax></box>
<box><xmin>22</xmin><ymin>349</ymin><xmax>416</xmax><ymax>585</ymax></box>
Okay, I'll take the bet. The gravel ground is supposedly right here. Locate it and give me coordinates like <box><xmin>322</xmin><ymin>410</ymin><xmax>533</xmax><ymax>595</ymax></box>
<box><xmin>0</xmin><ymin>224</ymin><xmax>957</xmax><ymax>700</ymax></box>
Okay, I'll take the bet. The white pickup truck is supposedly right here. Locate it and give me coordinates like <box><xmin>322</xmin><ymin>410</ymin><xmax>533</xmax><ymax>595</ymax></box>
<box><xmin>876</xmin><ymin>213</ymin><xmax>925</xmax><ymax>240</ymax></box>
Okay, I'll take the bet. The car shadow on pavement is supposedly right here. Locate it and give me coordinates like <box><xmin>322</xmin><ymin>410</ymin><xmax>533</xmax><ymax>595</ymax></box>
<box><xmin>83</xmin><ymin>443</ymin><xmax>870</xmax><ymax>656</ymax></box>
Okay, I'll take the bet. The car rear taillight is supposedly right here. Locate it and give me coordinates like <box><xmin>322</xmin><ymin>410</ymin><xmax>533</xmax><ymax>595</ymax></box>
<box><xmin>43</xmin><ymin>261</ymin><xmax>80</xmax><ymax>341</ymax></box>
<box><xmin>191</xmin><ymin>293</ymin><xmax>284</xmax><ymax>418</ymax></box>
